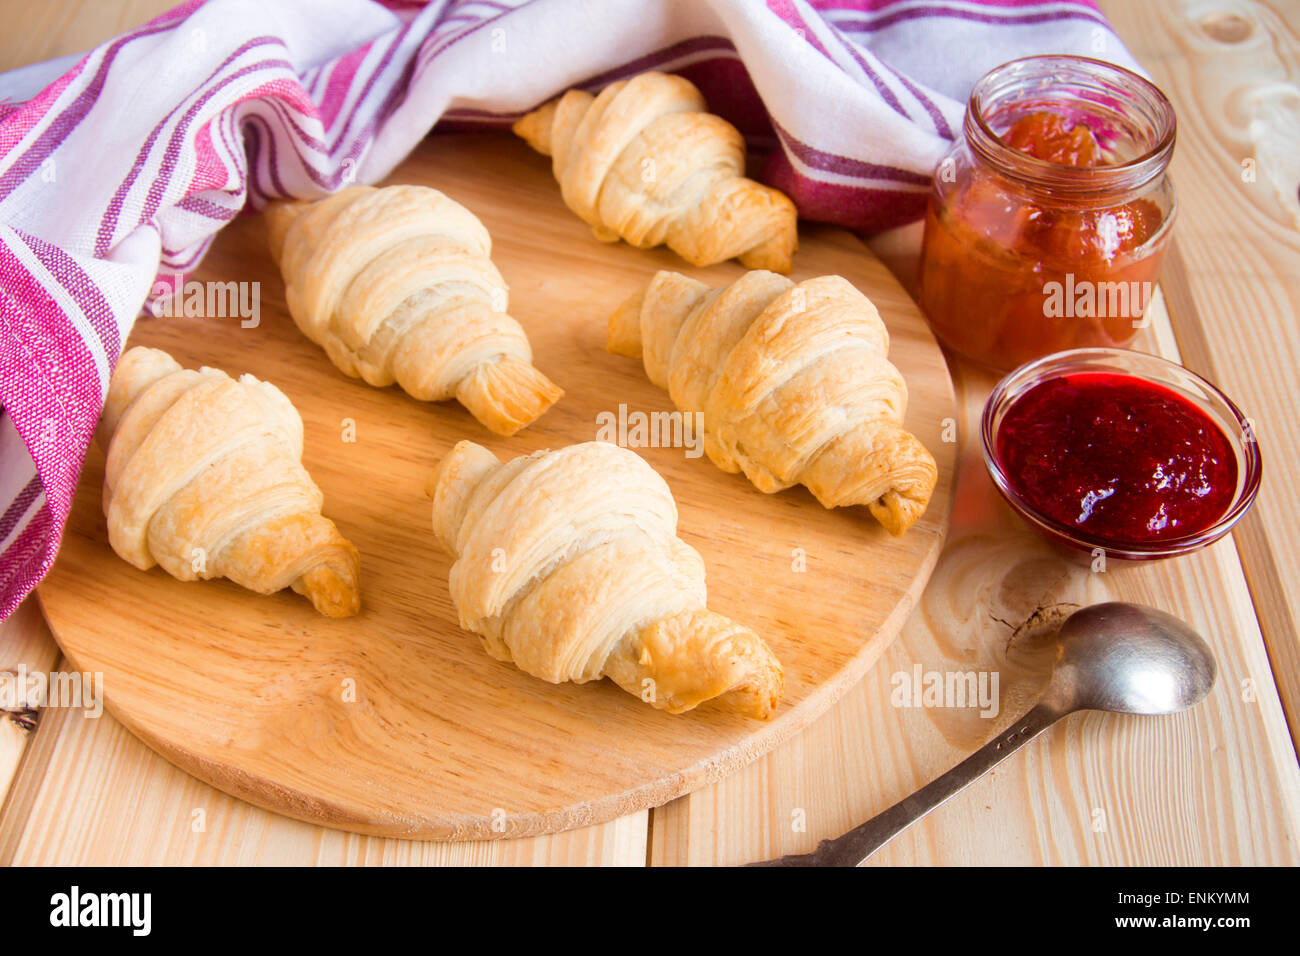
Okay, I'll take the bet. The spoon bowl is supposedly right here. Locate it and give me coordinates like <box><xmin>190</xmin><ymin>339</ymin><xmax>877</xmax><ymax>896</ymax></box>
<box><xmin>1042</xmin><ymin>602</ymin><xmax>1218</xmax><ymax>716</ymax></box>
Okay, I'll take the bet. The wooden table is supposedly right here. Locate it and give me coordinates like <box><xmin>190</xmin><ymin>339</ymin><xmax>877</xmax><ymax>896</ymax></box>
<box><xmin>2</xmin><ymin>0</ymin><xmax>1297</xmax><ymax>866</ymax></box>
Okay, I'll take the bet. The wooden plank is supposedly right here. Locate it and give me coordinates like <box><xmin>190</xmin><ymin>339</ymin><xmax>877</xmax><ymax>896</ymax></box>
<box><xmin>0</xmin><ymin>699</ymin><xmax>647</xmax><ymax>864</ymax></box>
<box><xmin>1097</xmin><ymin>0</ymin><xmax>1300</xmax><ymax>746</ymax></box>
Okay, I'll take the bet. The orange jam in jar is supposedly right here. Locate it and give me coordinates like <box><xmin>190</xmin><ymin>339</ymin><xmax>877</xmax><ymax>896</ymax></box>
<box><xmin>918</xmin><ymin>56</ymin><xmax>1177</xmax><ymax>371</ymax></box>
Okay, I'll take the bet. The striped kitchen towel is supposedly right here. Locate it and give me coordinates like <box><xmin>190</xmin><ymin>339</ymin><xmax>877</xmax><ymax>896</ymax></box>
<box><xmin>0</xmin><ymin>0</ymin><xmax>1138</xmax><ymax>620</ymax></box>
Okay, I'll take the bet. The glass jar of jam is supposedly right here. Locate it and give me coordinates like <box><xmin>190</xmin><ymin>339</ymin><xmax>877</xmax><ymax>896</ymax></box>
<box><xmin>918</xmin><ymin>56</ymin><xmax>1177</xmax><ymax>371</ymax></box>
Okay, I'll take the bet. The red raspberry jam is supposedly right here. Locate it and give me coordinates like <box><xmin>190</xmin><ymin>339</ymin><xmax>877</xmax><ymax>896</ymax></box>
<box><xmin>995</xmin><ymin>372</ymin><xmax>1238</xmax><ymax>546</ymax></box>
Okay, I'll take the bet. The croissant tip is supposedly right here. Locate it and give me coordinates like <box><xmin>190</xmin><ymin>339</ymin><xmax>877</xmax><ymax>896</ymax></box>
<box><xmin>481</xmin><ymin>391</ymin><xmax>563</xmax><ymax>437</ymax></box>
<box><xmin>296</xmin><ymin>553</ymin><xmax>362</xmax><ymax>618</ymax></box>
<box><xmin>607</xmin><ymin>288</ymin><xmax>647</xmax><ymax>358</ymax></box>
<box><xmin>737</xmin><ymin>242</ymin><xmax>796</xmax><ymax>274</ymax></box>
<box><xmin>616</xmin><ymin>609</ymin><xmax>785</xmax><ymax>720</ymax></box>
<box><xmin>263</xmin><ymin>199</ymin><xmax>309</xmax><ymax>266</ymax></box>
<box><xmin>429</xmin><ymin>439</ymin><xmax>502</xmax><ymax>554</ymax></box>
<box><xmin>457</xmin><ymin>357</ymin><xmax>563</xmax><ymax>436</ymax></box>
<box><xmin>721</xmin><ymin>659</ymin><xmax>785</xmax><ymax>720</ymax></box>
<box><xmin>317</xmin><ymin>595</ymin><xmax>362</xmax><ymax>619</ymax></box>
<box><xmin>714</xmin><ymin>687</ymin><xmax>782</xmax><ymax>721</ymax></box>
<box><xmin>512</xmin><ymin>101</ymin><xmax>556</xmax><ymax>156</ymax></box>
<box><xmin>867</xmin><ymin>490</ymin><xmax>932</xmax><ymax>537</ymax></box>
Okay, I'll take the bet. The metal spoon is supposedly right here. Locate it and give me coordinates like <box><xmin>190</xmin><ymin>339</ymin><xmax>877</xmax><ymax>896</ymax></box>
<box><xmin>750</xmin><ymin>602</ymin><xmax>1217</xmax><ymax>867</ymax></box>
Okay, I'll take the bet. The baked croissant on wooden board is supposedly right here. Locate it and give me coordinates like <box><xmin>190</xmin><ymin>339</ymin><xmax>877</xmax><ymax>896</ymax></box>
<box><xmin>609</xmin><ymin>271</ymin><xmax>939</xmax><ymax>536</ymax></box>
<box><xmin>265</xmin><ymin>184</ymin><xmax>562</xmax><ymax>437</ymax></box>
<box><xmin>513</xmin><ymin>71</ymin><xmax>798</xmax><ymax>273</ymax></box>
<box><xmin>427</xmin><ymin>439</ymin><xmax>784</xmax><ymax>719</ymax></box>
<box><xmin>98</xmin><ymin>346</ymin><xmax>361</xmax><ymax>618</ymax></box>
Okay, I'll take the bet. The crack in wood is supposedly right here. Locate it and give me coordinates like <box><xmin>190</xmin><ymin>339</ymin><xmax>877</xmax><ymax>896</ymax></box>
<box><xmin>1005</xmin><ymin>603</ymin><xmax>1081</xmax><ymax>655</ymax></box>
<box><xmin>1</xmin><ymin>706</ymin><xmax>40</xmax><ymax>732</ymax></box>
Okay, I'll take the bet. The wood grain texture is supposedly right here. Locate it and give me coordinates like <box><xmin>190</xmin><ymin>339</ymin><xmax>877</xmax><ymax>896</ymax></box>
<box><xmin>0</xmin><ymin>603</ymin><xmax>62</xmax><ymax>807</ymax></box>
<box><xmin>1098</xmin><ymin>0</ymin><xmax>1300</xmax><ymax>747</ymax></box>
<box><xmin>0</xmin><ymin>0</ymin><xmax>174</xmax><ymax>72</ymax></box>
<box><xmin>0</xmin><ymin>700</ymin><xmax>647</xmax><ymax>865</ymax></box>
<box><xmin>650</xmin><ymin>284</ymin><xmax>1300</xmax><ymax>865</ymax></box>
<box><xmin>34</xmin><ymin>133</ymin><xmax>956</xmax><ymax>840</ymax></box>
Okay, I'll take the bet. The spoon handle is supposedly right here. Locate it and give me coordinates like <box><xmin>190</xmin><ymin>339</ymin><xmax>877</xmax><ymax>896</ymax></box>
<box><xmin>750</xmin><ymin>702</ymin><xmax>1065</xmax><ymax>866</ymax></box>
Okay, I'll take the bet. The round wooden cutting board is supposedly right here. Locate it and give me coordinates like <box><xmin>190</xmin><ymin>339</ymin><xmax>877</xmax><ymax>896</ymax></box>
<box><xmin>38</xmin><ymin>133</ymin><xmax>956</xmax><ymax>840</ymax></box>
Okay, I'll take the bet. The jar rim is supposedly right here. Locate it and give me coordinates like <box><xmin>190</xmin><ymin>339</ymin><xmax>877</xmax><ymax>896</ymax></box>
<box><xmin>965</xmin><ymin>55</ymin><xmax>1176</xmax><ymax>196</ymax></box>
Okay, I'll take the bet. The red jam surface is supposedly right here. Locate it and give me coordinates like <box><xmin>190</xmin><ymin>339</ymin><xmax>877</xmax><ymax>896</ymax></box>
<box><xmin>995</xmin><ymin>372</ymin><xmax>1237</xmax><ymax>546</ymax></box>
<box><xmin>920</xmin><ymin>110</ymin><xmax>1169</xmax><ymax>370</ymax></box>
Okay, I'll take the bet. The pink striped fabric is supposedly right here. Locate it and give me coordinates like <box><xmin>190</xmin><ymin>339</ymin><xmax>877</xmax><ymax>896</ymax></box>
<box><xmin>0</xmin><ymin>0</ymin><xmax>1137</xmax><ymax>619</ymax></box>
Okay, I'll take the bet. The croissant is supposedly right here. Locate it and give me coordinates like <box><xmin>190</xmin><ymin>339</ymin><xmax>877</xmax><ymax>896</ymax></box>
<box><xmin>265</xmin><ymin>184</ymin><xmax>562</xmax><ymax>437</ymax></box>
<box><xmin>513</xmin><ymin>71</ymin><xmax>797</xmax><ymax>273</ymax></box>
<box><xmin>98</xmin><ymin>346</ymin><xmax>361</xmax><ymax>617</ymax></box>
<box><xmin>427</xmin><ymin>440</ymin><xmax>783</xmax><ymax>719</ymax></box>
<box><xmin>609</xmin><ymin>271</ymin><xmax>938</xmax><ymax>535</ymax></box>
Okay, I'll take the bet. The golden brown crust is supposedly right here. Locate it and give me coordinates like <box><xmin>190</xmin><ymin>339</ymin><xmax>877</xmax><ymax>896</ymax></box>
<box><xmin>514</xmin><ymin>72</ymin><xmax>798</xmax><ymax>272</ymax></box>
<box><xmin>267</xmin><ymin>185</ymin><xmax>562</xmax><ymax>436</ymax></box>
<box><xmin>101</xmin><ymin>346</ymin><xmax>361</xmax><ymax>617</ymax></box>
<box><xmin>609</xmin><ymin>270</ymin><xmax>938</xmax><ymax>535</ymax></box>
<box><xmin>428</xmin><ymin>440</ymin><xmax>783</xmax><ymax>719</ymax></box>
<box><xmin>604</xmin><ymin>609</ymin><xmax>783</xmax><ymax>719</ymax></box>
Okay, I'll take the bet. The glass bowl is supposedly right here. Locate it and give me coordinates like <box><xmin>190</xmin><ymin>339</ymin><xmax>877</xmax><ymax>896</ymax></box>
<box><xmin>981</xmin><ymin>348</ymin><xmax>1262</xmax><ymax>562</ymax></box>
